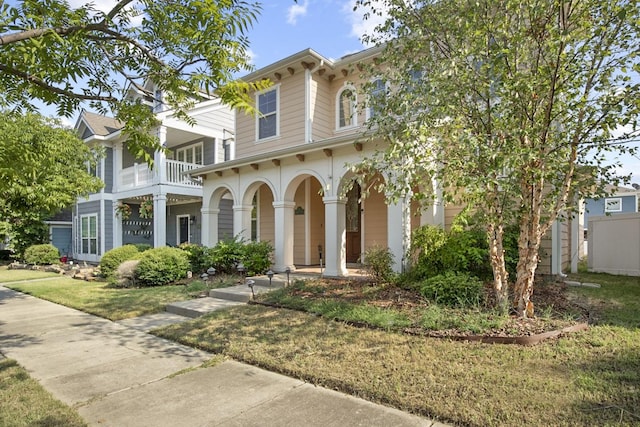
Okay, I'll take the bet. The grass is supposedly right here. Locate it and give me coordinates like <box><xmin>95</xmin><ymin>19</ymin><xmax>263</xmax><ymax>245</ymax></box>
<box><xmin>154</xmin><ymin>272</ymin><xmax>640</xmax><ymax>427</ymax></box>
<box><xmin>0</xmin><ymin>267</ymin><xmax>197</xmax><ymax>321</ymax></box>
<box><xmin>0</xmin><ymin>358</ymin><xmax>86</xmax><ymax>427</ymax></box>
<box><xmin>0</xmin><ymin>268</ymin><xmax>59</xmax><ymax>283</ymax></box>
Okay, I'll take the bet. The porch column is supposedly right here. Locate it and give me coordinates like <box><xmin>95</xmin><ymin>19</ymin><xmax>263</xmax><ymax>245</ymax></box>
<box><xmin>272</xmin><ymin>201</ymin><xmax>295</xmax><ymax>272</ymax></box>
<box><xmin>112</xmin><ymin>142</ymin><xmax>122</xmax><ymax>193</ymax></box>
<box><xmin>154</xmin><ymin>126</ymin><xmax>167</xmax><ymax>185</ymax></box>
<box><xmin>232</xmin><ymin>204</ymin><xmax>253</xmax><ymax>242</ymax></box>
<box><xmin>153</xmin><ymin>192</ymin><xmax>167</xmax><ymax>248</ymax></box>
<box><xmin>387</xmin><ymin>197</ymin><xmax>412</xmax><ymax>273</ymax></box>
<box><xmin>112</xmin><ymin>201</ymin><xmax>123</xmax><ymax>248</ymax></box>
<box><xmin>201</xmin><ymin>208</ymin><xmax>219</xmax><ymax>247</ymax></box>
<box><xmin>323</xmin><ymin>196</ymin><xmax>347</xmax><ymax>277</ymax></box>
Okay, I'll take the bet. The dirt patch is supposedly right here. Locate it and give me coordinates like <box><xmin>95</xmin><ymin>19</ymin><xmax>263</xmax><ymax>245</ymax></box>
<box><xmin>279</xmin><ymin>277</ymin><xmax>590</xmax><ymax>343</ymax></box>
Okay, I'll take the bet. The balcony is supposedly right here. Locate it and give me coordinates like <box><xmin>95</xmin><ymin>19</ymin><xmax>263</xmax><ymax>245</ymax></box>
<box><xmin>118</xmin><ymin>160</ymin><xmax>202</xmax><ymax>191</ymax></box>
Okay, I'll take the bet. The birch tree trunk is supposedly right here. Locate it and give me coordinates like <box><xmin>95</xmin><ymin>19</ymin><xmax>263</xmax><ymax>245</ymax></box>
<box><xmin>487</xmin><ymin>223</ymin><xmax>510</xmax><ymax>314</ymax></box>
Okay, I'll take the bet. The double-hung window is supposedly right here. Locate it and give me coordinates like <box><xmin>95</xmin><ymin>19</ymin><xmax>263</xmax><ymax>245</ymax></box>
<box><xmin>605</xmin><ymin>198</ymin><xmax>622</xmax><ymax>213</ymax></box>
<box><xmin>367</xmin><ymin>78</ymin><xmax>386</xmax><ymax>120</ymax></box>
<box><xmin>257</xmin><ymin>87</ymin><xmax>278</xmax><ymax>140</ymax></box>
<box><xmin>80</xmin><ymin>214</ymin><xmax>98</xmax><ymax>255</ymax></box>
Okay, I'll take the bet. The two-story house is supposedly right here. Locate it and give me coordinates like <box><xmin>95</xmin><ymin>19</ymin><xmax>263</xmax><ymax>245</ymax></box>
<box><xmin>190</xmin><ymin>45</ymin><xmax>577</xmax><ymax>277</ymax></box>
<box><xmin>72</xmin><ymin>83</ymin><xmax>235</xmax><ymax>262</ymax></box>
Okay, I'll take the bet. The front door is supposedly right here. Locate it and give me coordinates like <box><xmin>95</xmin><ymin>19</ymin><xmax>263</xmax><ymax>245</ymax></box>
<box><xmin>345</xmin><ymin>184</ymin><xmax>361</xmax><ymax>263</ymax></box>
<box><xmin>177</xmin><ymin>215</ymin><xmax>190</xmax><ymax>245</ymax></box>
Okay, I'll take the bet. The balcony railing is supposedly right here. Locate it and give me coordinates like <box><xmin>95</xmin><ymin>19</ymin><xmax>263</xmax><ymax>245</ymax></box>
<box><xmin>118</xmin><ymin>160</ymin><xmax>202</xmax><ymax>191</ymax></box>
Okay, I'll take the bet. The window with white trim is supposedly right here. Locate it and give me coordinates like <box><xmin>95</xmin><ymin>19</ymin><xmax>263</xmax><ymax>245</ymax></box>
<box><xmin>336</xmin><ymin>85</ymin><xmax>357</xmax><ymax>129</ymax></box>
<box><xmin>176</xmin><ymin>142</ymin><xmax>203</xmax><ymax>165</ymax></box>
<box><xmin>605</xmin><ymin>198</ymin><xmax>622</xmax><ymax>212</ymax></box>
<box><xmin>367</xmin><ymin>78</ymin><xmax>386</xmax><ymax>120</ymax></box>
<box><xmin>257</xmin><ymin>87</ymin><xmax>278</xmax><ymax>140</ymax></box>
<box><xmin>80</xmin><ymin>214</ymin><xmax>98</xmax><ymax>255</ymax></box>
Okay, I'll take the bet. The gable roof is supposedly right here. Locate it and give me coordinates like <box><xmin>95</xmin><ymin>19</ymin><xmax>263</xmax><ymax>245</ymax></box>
<box><xmin>76</xmin><ymin>110</ymin><xmax>123</xmax><ymax>138</ymax></box>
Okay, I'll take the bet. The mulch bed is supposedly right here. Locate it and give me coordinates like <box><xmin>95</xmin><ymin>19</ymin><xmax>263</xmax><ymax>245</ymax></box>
<box><xmin>263</xmin><ymin>277</ymin><xmax>591</xmax><ymax>345</ymax></box>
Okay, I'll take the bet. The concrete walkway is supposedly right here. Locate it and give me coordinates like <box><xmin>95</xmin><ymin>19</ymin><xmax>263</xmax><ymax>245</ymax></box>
<box><xmin>0</xmin><ymin>284</ymin><xmax>446</xmax><ymax>426</ymax></box>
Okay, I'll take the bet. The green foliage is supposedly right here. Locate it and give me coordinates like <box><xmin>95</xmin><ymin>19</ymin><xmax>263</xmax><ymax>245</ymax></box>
<box><xmin>23</xmin><ymin>243</ymin><xmax>60</xmax><ymax>265</ymax></box>
<box><xmin>100</xmin><ymin>245</ymin><xmax>140</xmax><ymax>278</ymax></box>
<box><xmin>410</xmin><ymin>223</ymin><xmax>492</xmax><ymax>280</ymax></box>
<box><xmin>135</xmin><ymin>247</ymin><xmax>190</xmax><ymax>287</ymax></box>
<box><xmin>133</xmin><ymin>243</ymin><xmax>152</xmax><ymax>252</ymax></box>
<box><xmin>208</xmin><ymin>238</ymin><xmax>245</xmax><ymax>274</ymax></box>
<box><xmin>361</xmin><ymin>245</ymin><xmax>395</xmax><ymax>283</ymax></box>
<box><xmin>419</xmin><ymin>272</ymin><xmax>484</xmax><ymax>308</ymax></box>
<box><xmin>0</xmin><ymin>1</ymin><xmax>271</xmax><ymax>161</ymax></box>
<box><xmin>7</xmin><ymin>218</ymin><xmax>49</xmax><ymax>259</ymax></box>
<box><xmin>179</xmin><ymin>243</ymin><xmax>210</xmax><ymax>274</ymax></box>
<box><xmin>241</xmin><ymin>240</ymin><xmax>273</xmax><ymax>276</ymax></box>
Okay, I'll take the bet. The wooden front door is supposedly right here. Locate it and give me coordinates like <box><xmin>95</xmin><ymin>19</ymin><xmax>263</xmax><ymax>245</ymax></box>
<box><xmin>345</xmin><ymin>184</ymin><xmax>361</xmax><ymax>263</ymax></box>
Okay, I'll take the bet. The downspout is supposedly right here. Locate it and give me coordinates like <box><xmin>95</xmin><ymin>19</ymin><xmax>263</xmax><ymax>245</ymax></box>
<box><xmin>305</xmin><ymin>60</ymin><xmax>324</xmax><ymax>143</ymax></box>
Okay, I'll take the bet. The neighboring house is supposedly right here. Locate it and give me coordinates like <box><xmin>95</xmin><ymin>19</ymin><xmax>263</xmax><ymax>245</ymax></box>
<box><xmin>190</xmin><ymin>46</ymin><xmax>574</xmax><ymax>277</ymax></box>
<box><xmin>45</xmin><ymin>208</ymin><xmax>73</xmax><ymax>257</ymax></box>
<box><xmin>71</xmin><ymin>82</ymin><xmax>235</xmax><ymax>262</ymax></box>
<box><xmin>583</xmin><ymin>186</ymin><xmax>640</xmax><ymax>230</ymax></box>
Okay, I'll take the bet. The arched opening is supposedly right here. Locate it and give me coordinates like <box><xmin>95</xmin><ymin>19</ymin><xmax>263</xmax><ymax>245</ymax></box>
<box><xmin>286</xmin><ymin>174</ymin><xmax>325</xmax><ymax>267</ymax></box>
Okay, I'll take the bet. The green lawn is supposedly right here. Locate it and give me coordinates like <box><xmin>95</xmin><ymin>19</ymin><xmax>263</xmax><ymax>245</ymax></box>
<box><xmin>154</xmin><ymin>272</ymin><xmax>640</xmax><ymax>427</ymax></box>
<box><xmin>1</xmin><ymin>268</ymin><xmax>193</xmax><ymax>321</ymax></box>
<box><xmin>0</xmin><ymin>268</ymin><xmax>59</xmax><ymax>283</ymax></box>
<box><xmin>0</xmin><ymin>358</ymin><xmax>86</xmax><ymax>427</ymax></box>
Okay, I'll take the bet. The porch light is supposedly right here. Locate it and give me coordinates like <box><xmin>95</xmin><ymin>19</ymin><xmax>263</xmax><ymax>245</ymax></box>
<box><xmin>190</xmin><ymin>215</ymin><xmax>197</xmax><ymax>225</ymax></box>
<box><xmin>266</xmin><ymin>269</ymin><xmax>274</xmax><ymax>287</ymax></box>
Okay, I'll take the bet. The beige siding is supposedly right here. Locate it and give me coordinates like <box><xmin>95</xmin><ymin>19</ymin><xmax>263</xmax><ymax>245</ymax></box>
<box><xmin>364</xmin><ymin>188</ymin><xmax>388</xmax><ymax>249</ymax></box>
<box><xmin>235</xmin><ymin>72</ymin><xmax>307</xmax><ymax>159</ymax></box>
<box><xmin>444</xmin><ymin>204</ymin><xmax>465</xmax><ymax>230</ymax></box>
<box><xmin>310</xmin><ymin>76</ymin><xmax>333</xmax><ymax>141</ymax></box>
<box><xmin>258</xmin><ymin>185</ymin><xmax>275</xmax><ymax>245</ymax></box>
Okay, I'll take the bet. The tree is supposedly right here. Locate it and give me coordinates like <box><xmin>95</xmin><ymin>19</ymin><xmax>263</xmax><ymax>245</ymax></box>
<box><xmin>354</xmin><ymin>0</ymin><xmax>640</xmax><ymax>316</ymax></box>
<box><xmin>0</xmin><ymin>111</ymin><xmax>103</xmax><ymax>256</ymax></box>
<box><xmin>0</xmin><ymin>0</ymin><xmax>268</xmax><ymax>162</ymax></box>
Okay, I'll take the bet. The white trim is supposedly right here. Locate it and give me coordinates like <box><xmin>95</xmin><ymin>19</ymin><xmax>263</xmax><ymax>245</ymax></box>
<box><xmin>175</xmin><ymin>141</ymin><xmax>204</xmax><ymax>165</ymax></box>
<box><xmin>255</xmin><ymin>85</ymin><xmax>280</xmax><ymax>141</ymax></box>
<box><xmin>605</xmin><ymin>197</ymin><xmax>622</xmax><ymax>213</ymax></box>
<box><xmin>176</xmin><ymin>214</ymin><xmax>191</xmax><ymax>245</ymax></box>
<box><xmin>80</xmin><ymin>213</ymin><xmax>99</xmax><ymax>256</ymax></box>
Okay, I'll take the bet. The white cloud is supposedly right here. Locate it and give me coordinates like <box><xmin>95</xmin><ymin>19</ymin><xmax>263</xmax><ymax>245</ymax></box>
<box><xmin>287</xmin><ymin>0</ymin><xmax>309</xmax><ymax>25</ymax></box>
<box><xmin>342</xmin><ymin>0</ymin><xmax>389</xmax><ymax>46</ymax></box>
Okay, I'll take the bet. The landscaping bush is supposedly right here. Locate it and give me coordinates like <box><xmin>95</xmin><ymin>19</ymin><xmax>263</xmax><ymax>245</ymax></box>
<box><xmin>419</xmin><ymin>271</ymin><xmax>484</xmax><ymax>307</ymax></box>
<box><xmin>135</xmin><ymin>247</ymin><xmax>189</xmax><ymax>286</ymax></box>
<box><xmin>133</xmin><ymin>243</ymin><xmax>152</xmax><ymax>252</ymax></box>
<box><xmin>361</xmin><ymin>245</ymin><xmax>394</xmax><ymax>283</ymax></box>
<box><xmin>100</xmin><ymin>245</ymin><xmax>140</xmax><ymax>278</ymax></box>
<box><xmin>179</xmin><ymin>243</ymin><xmax>210</xmax><ymax>274</ymax></box>
<box><xmin>208</xmin><ymin>238</ymin><xmax>245</xmax><ymax>274</ymax></box>
<box><xmin>23</xmin><ymin>244</ymin><xmax>60</xmax><ymax>265</ymax></box>
<box><xmin>241</xmin><ymin>240</ymin><xmax>273</xmax><ymax>276</ymax></box>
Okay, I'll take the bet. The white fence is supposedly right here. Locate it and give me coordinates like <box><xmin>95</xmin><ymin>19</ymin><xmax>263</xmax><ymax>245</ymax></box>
<box><xmin>588</xmin><ymin>213</ymin><xmax>640</xmax><ymax>276</ymax></box>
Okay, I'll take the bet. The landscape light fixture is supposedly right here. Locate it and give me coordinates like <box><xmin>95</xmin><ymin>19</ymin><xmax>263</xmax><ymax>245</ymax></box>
<box><xmin>285</xmin><ymin>266</ymin><xmax>291</xmax><ymax>286</ymax></box>
<box><xmin>266</xmin><ymin>269</ymin><xmax>274</xmax><ymax>287</ymax></box>
<box><xmin>237</xmin><ymin>262</ymin><xmax>246</xmax><ymax>284</ymax></box>
<box><xmin>247</xmin><ymin>279</ymin><xmax>256</xmax><ymax>299</ymax></box>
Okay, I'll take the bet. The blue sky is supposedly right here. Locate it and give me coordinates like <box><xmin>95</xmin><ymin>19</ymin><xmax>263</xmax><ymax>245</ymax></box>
<box><xmin>29</xmin><ymin>0</ymin><xmax>640</xmax><ymax>183</ymax></box>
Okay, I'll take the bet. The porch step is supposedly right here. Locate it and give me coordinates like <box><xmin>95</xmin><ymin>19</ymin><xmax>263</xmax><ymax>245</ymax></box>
<box><xmin>165</xmin><ymin>297</ymin><xmax>244</xmax><ymax>318</ymax></box>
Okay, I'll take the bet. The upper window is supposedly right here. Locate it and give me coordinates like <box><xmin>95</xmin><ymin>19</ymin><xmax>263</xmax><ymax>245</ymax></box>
<box><xmin>367</xmin><ymin>78</ymin><xmax>386</xmax><ymax>120</ymax></box>
<box><xmin>176</xmin><ymin>142</ymin><xmax>203</xmax><ymax>165</ymax></box>
<box><xmin>336</xmin><ymin>85</ymin><xmax>357</xmax><ymax>129</ymax></box>
<box><xmin>605</xmin><ymin>198</ymin><xmax>622</xmax><ymax>213</ymax></box>
<box><xmin>257</xmin><ymin>87</ymin><xmax>279</xmax><ymax>140</ymax></box>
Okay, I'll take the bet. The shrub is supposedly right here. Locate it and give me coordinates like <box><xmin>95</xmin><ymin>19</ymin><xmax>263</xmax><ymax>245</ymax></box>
<box><xmin>133</xmin><ymin>243</ymin><xmax>152</xmax><ymax>252</ymax></box>
<box><xmin>100</xmin><ymin>245</ymin><xmax>140</xmax><ymax>278</ymax></box>
<box><xmin>135</xmin><ymin>247</ymin><xmax>189</xmax><ymax>286</ymax></box>
<box><xmin>241</xmin><ymin>240</ymin><xmax>273</xmax><ymax>276</ymax></box>
<box><xmin>361</xmin><ymin>245</ymin><xmax>394</xmax><ymax>283</ymax></box>
<box><xmin>179</xmin><ymin>243</ymin><xmax>210</xmax><ymax>274</ymax></box>
<box><xmin>419</xmin><ymin>272</ymin><xmax>484</xmax><ymax>307</ymax></box>
<box><xmin>23</xmin><ymin>244</ymin><xmax>60</xmax><ymax>265</ymax></box>
<box><xmin>209</xmin><ymin>237</ymin><xmax>245</xmax><ymax>274</ymax></box>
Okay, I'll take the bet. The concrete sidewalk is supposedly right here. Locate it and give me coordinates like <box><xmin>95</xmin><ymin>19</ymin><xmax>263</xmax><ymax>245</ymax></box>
<box><xmin>0</xmin><ymin>285</ymin><xmax>446</xmax><ymax>426</ymax></box>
